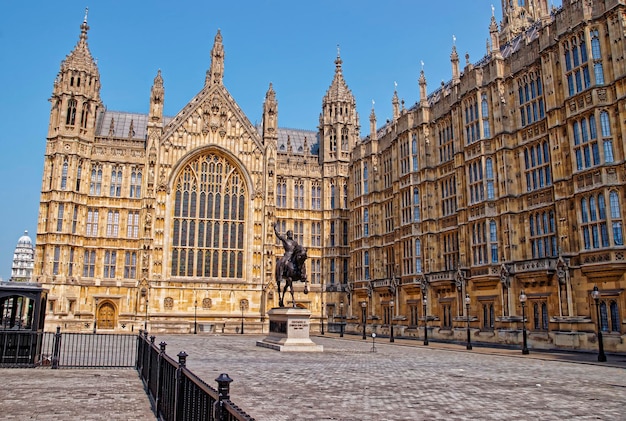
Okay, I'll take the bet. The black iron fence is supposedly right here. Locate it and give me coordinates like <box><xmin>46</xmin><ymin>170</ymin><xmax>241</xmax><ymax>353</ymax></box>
<box><xmin>0</xmin><ymin>327</ymin><xmax>137</xmax><ymax>368</ymax></box>
<box><xmin>136</xmin><ymin>331</ymin><xmax>255</xmax><ymax>421</ymax></box>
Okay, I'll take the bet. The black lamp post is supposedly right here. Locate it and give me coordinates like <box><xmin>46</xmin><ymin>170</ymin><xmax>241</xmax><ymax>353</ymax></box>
<box><xmin>389</xmin><ymin>299</ymin><xmax>395</xmax><ymax>343</ymax></box>
<box><xmin>465</xmin><ymin>293</ymin><xmax>472</xmax><ymax>350</ymax></box>
<box><xmin>361</xmin><ymin>301</ymin><xmax>367</xmax><ymax>340</ymax></box>
<box><xmin>339</xmin><ymin>301</ymin><xmax>344</xmax><ymax>338</ymax></box>
<box><xmin>240</xmin><ymin>301</ymin><xmax>245</xmax><ymax>335</ymax></box>
<box><xmin>93</xmin><ymin>297</ymin><xmax>98</xmax><ymax>334</ymax></box>
<box><xmin>519</xmin><ymin>290</ymin><xmax>529</xmax><ymax>355</ymax></box>
<box><xmin>423</xmin><ymin>293</ymin><xmax>429</xmax><ymax>346</ymax></box>
<box><xmin>591</xmin><ymin>285</ymin><xmax>607</xmax><ymax>362</ymax></box>
<box><xmin>141</xmin><ymin>287</ymin><xmax>148</xmax><ymax>331</ymax></box>
<box><xmin>321</xmin><ymin>302</ymin><xmax>325</xmax><ymax>335</ymax></box>
<box><xmin>193</xmin><ymin>300</ymin><xmax>197</xmax><ymax>334</ymax></box>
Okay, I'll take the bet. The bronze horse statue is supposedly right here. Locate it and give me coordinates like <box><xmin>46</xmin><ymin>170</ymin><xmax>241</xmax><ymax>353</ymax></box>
<box><xmin>276</xmin><ymin>243</ymin><xmax>309</xmax><ymax>307</ymax></box>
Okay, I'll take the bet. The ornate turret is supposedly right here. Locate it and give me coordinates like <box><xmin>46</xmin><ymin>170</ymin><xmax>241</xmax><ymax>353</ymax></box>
<box><xmin>451</xmin><ymin>38</ymin><xmax>460</xmax><ymax>85</ymax></box>
<box><xmin>392</xmin><ymin>84</ymin><xmax>400</xmax><ymax>122</ymax></box>
<box><xmin>49</xmin><ymin>8</ymin><xmax>101</xmax><ymax>139</ymax></box>
<box><xmin>499</xmin><ymin>0</ymin><xmax>549</xmax><ymax>44</ymax></box>
<box><xmin>206</xmin><ymin>30</ymin><xmax>225</xmax><ymax>86</ymax></box>
<box><xmin>319</xmin><ymin>48</ymin><xmax>359</xmax><ymax>164</ymax></box>
<box><xmin>10</xmin><ymin>231</ymin><xmax>34</xmax><ymax>282</ymax></box>
<box><xmin>369</xmin><ymin>101</ymin><xmax>377</xmax><ymax>141</ymax></box>
<box><xmin>149</xmin><ymin>70</ymin><xmax>164</xmax><ymax>123</ymax></box>
<box><xmin>418</xmin><ymin>66</ymin><xmax>428</xmax><ymax>107</ymax></box>
<box><xmin>489</xmin><ymin>7</ymin><xmax>501</xmax><ymax>54</ymax></box>
<box><xmin>262</xmin><ymin>83</ymin><xmax>278</xmax><ymax>146</ymax></box>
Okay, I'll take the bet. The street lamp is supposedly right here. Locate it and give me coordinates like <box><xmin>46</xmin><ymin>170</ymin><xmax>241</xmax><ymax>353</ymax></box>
<box><xmin>389</xmin><ymin>300</ymin><xmax>395</xmax><ymax>343</ymax></box>
<box><xmin>519</xmin><ymin>290</ymin><xmax>529</xmax><ymax>355</ymax></box>
<box><xmin>240</xmin><ymin>300</ymin><xmax>245</xmax><ymax>335</ymax></box>
<box><xmin>141</xmin><ymin>287</ymin><xmax>148</xmax><ymax>331</ymax></box>
<box><xmin>339</xmin><ymin>301</ymin><xmax>344</xmax><ymax>338</ymax></box>
<box><xmin>321</xmin><ymin>302</ymin><xmax>325</xmax><ymax>335</ymax></box>
<box><xmin>93</xmin><ymin>297</ymin><xmax>98</xmax><ymax>334</ymax></box>
<box><xmin>591</xmin><ymin>285</ymin><xmax>607</xmax><ymax>362</ymax></box>
<box><xmin>422</xmin><ymin>293</ymin><xmax>429</xmax><ymax>346</ymax></box>
<box><xmin>193</xmin><ymin>300</ymin><xmax>198</xmax><ymax>334</ymax></box>
<box><xmin>465</xmin><ymin>293</ymin><xmax>472</xmax><ymax>350</ymax></box>
<box><xmin>361</xmin><ymin>301</ymin><xmax>367</xmax><ymax>340</ymax></box>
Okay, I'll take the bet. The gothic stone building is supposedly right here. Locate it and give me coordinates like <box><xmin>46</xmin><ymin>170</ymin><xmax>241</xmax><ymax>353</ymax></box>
<box><xmin>37</xmin><ymin>1</ymin><xmax>626</xmax><ymax>353</ymax></box>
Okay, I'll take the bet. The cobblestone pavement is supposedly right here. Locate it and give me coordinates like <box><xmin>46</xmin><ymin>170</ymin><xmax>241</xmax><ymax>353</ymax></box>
<box><xmin>2</xmin><ymin>334</ymin><xmax>625</xmax><ymax>420</ymax></box>
<box><xmin>0</xmin><ymin>368</ymin><xmax>154</xmax><ymax>420</ymax></box>
<box><xmin>156</xmin><ymin>333</ymin><xmax>626</xmax><ymax>421</ymax></box>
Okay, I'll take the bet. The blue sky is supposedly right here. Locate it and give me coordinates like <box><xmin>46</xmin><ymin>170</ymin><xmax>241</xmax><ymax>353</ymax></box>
<box><xmin>0</xmin><ymin>1</ymin><xmax>562</xmax><ymax>280</ymax></box>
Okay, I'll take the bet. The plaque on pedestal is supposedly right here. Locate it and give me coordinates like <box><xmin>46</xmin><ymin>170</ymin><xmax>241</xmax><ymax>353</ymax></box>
<box><xmin>256</xmin><ymin>307</ymin><xmax>323</xmax><ymax>352</ymax></box>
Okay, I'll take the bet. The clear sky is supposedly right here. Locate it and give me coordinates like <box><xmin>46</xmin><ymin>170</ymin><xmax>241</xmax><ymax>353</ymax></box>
<box><xmin>0</xmin><ymin>1</ymin><xmax>562</xmax><ymax>280</ymax></box>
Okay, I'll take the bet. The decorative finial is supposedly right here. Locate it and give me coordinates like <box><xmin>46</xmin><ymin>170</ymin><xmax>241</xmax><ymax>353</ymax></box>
<box><xmin>372</xmin><ymin>99</ymin><xmax>375</xmax><ymax>107</ymax></box>
<box><xmin>420</xmin><ymin>60</ymin><xmax>425</xmax><ymax>71</ymax></box>
<box><xmin>337</xmin><ymin>44</ymin><xmax>340</xmax><ymax>57</ymax></box>
<box><xmin>394</xmin><ymin>81</ymin><xmax>397</xmax><ymax>90</ymax></box>
<box><xmin>452</xmin><ymin>35</ymin><xmax>456</xmax><ymax>46</ymax></box>
<box><xmin>491</xmin><ymin>4</ymin><xmax>495</xmax><ymax>17</ymax></box>
<box><xmin>84</xmin><ymin>7</ymin><xmax>88</xmax><ymax>23</ymax></box>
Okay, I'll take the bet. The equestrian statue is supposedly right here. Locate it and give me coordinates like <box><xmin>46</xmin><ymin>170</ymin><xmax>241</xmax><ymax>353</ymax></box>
<box><xmin>274</xmin><ymin>222</ymin><xmax>308</xmax><ymax>307</ymax></box>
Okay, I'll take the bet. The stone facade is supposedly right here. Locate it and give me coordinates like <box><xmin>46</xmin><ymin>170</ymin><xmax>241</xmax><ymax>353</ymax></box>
<box><xmin>346</xmin><ymin>0</ymin><xmax>626</xmax><ymax>353</ymax></box>
<box><xmin>36</xmin><ymin>2</ymin><xmax>626</xmax><ymax>353</ymax></box>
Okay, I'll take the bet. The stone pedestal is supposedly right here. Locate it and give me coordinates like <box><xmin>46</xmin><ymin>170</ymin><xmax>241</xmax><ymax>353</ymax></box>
<box><xmin>256</xmin><ymin>307</ymin><xmax>323</xmax><ymax>352</ymax></box>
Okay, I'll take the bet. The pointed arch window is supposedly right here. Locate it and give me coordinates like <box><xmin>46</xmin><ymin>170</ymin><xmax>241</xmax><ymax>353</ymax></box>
<box><xmin>590</xmin><ymin>29</ymin><xmax>605</xmax><ymax>85</ymax></box>
<box><xmin>363</xmin><ymin>208</ymin><xmax>369</xmax><ymax>237</ymax></box>
<box><xmin>600</xmin><ymin>111</ymin><xmax>614</xmax><ymax>163</ymax></box>
<box><xmin>411</xmin><ymin>134</ymin><xmax>419</xmax><ymax>171</ymax></box>
<box><xmin>80</xmin><ymin>102</ymin><xmax>90</xmax><ymax>129</ymax></box>
<box><xmin>486</xmin><ymin>158</ymin><xmax>495</xmax><ymax>199</ymax></box>
<box><xmin>413</xmin><ymin>188</ymin><xmax>421</xmax><ymax>222</ymax></box>
<box><xmin>66</xmin><ymin>99</ymin><xmax>77</xmax><ymax>126</ymax></box>
<box><xmin>481</xmin><ymin>93</ymin><xmax>491</xmax><ymax>138</ymax></box>
<box><xmin>415</xmin><ymin>238</ymin><xmax>422</xmax><ymax>273</ymax></box>
<box><xmin>61</xmin><ymin>160</ymin><xmax>68</xmax><ymax>190</ymax></box>
<box><xmin>171</xmin><ymin>152</ymin><xmax>247</xmax><ymax>278</ymax></box>
<box><xmin>110</xmin><ymin>166</ymin><xmax>123</xmax><ymax>197</ymax></box>
<box><xmin>364</xmin><ymin>251</ymin><xmax>370</xmax><ymax>280</ymax></box>
<box><xmin>363</xmin><ymin>164</ymin><xmax>369</xmax><ymax>194</ymax></box>
<box><xmin>89</xmin><ymin>164</ymin><xmax>102</xmax><ymax>195</ymax></box>
<box><xmin>277</xmin><ymin>179</ymin><xmax>286</xmax><ymax>208</ymax></box>
<box><xmin>130</xmin><ymin>168</ymin><xmax>142</xmax><ymax>198</ymax></box>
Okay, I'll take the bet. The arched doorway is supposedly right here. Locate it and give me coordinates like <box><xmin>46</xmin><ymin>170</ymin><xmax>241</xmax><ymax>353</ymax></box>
<box><xmin>97</xmin><ymin>302</ymin><xmax>116</xmax><ymax>329</ymax></box>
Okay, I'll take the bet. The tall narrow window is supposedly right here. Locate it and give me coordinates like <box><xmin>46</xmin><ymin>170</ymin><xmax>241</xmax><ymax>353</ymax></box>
<box><xmin>76</xmin><ymin>164</ymin><xmax>82</xmax><ymax>192</ymax></box>
<box><xmin>311</xmin><ymin>184</ymin><xmax>321</xmax><ymax>210</ymax></box>
<box><xmin>464</xmin><ymin>97</ymin><xmax>480</xmax><ymax>144</ymax></box>
<box><xmin>130</xmin><ymin>168</ymin><xmax>142</xmax><ymax>198</ymax></box>
<box><xmin>600</xmin><ymin>111</ymin><xmax>614</xmax><ymax>164</ymax></box>
<box><xmin>330</xmin><ymin>183</ymin><xmax>336</xmax><ymax>209</ymax></box>
<box><xmin>330</xmin><ymin>221</ymin><xmax>336</xmax><ymax>246</ymax></box>
<box><xmin>104</xmin><ymin>251</ymin><xmax>116</xmax><ymax>278</ymax></box>
<box><xmin>330</xmin><ymin>258</ymin><xmax>336</xmax><ymax>284</ymax></box>
<box><xmin>590</xmin><ymin>29</ymin><xmax>605</xmax><ymax>85</ymax></box>
<box><xmin>363</xmin><ymin>208</ymin><xmax>369</xmax><ymax>237</ymax></box>
<box><xmin>363</xmin><ymin>164</ymin><xmax>369</xmax><ymax>194</ymax></box>
<box><xmin>83</xmin><ymin>250</ymin><xmax>96</xmax><ymax>277</ymax></box>
<box><xmin>294</xmin><ymin>181</ymin><xmax>304</xmax><ymax>209</ymax></box>
<box><xmin>124</xmin><ymin>251</ymin><xmax>137</xmax><ymax>279</ymax></box>
<box><xmin>468</xmin><ymin>160</ymin><xmax>484</xmax><ymax>204</ymax></box>
<box><xmin>415</xmin><ymin>239</ymin><xmax>422</xmax><ymax>273</ymax></box>
<box><xmin>110</xmin><ymin>166</ymin><xmax>123</xmax><ymax>197</ymax></box>
<box><xmin>61</xmin><ymin>160</ymin><xmax>68</xmax><ymax>190</ymax></box>
<box><xmin>311</xmin><ymin>222</ymin><xmax>321</xmax><ymax>247</ymax></box>
<box><xmin>106</xmin><ymin>211</ymin><xmax>120</xmax><ymax>237</ymax></box>
<box><xmin>413</xmin><ymin>188</ymin><xmax>421</xmax><ymax>222</ymax></box>
<box><xmin>80</xmin><ymin>102</ymin><xmax>90</xmax><ymax>128</ymax></box>
<box><xmin>72</xmin><ymin>206</ymin><xmax>78</xmax><ymax>234</ymax></box>
<box><xmin>486</xmin><ymin>158</ymin><xmax>495</xmax><ymax>200</ymax></box>
<box><xmin>86</xmin><ymin>208</ymin><xmax>99</xmax><ymax>237</ymax></box>
<box><xmin>412</xmin><ymin>134</ymin><xmax>419</xmax><ymax>171</ymax></box>
<box><xmin>56</xmin><ymin>204</ymin><xmax>64</xmax><ymax>232</ymax></box>
<box><xmin>364</xmin><ymin>252</ymin><xmax>370</xmax><ymax>280</ymax></box>
<box><xmin>90</xmin><ymin>164</ymin><xmax>102</xmax><ymax>195</ymax></box>
<box><xmin>609</xmin><ymin>191</ymin><xmax>623</xmax><ymax>246</ymax></box>
<box><xmin>471</xmin><ymin>221</ymin><xmax>487</xmax><ymax>265</ymax></box>
<box><xmin>277</xmin><ymin>179</ymin><xmax>286</xmax><ymax>208</ymax></box>
<box><xmin>127</xmin><ymin>211</ymin><xmax>139</xmax><ymax>238</ymax></box>
<box><xmin>66</xmin><ymin>99</ymin><xmax>77</xmax><ymax>125</ymax></box>
<box><xmin>68</xmin><ymin>247</ymin><xmax>74</xmax><ymax>276</ymax></box>
<box><xmin>580</xmin><ymin>194</ymin><xmax>610</xmax><ymax>249</ymax></box>
<box><xmin>52</xmin><ymin>246</ymin><xmax>61</xmax><ymax>275</ymax></box>
<box><xmin>481</xmin><ymin>93</ymin><xmax>491</xmax><ymax>138</ymax></box>
<box><xmin>490</xmin><ymin>220</ymin><xmax>499</xmax><ymax>263</ymax></box>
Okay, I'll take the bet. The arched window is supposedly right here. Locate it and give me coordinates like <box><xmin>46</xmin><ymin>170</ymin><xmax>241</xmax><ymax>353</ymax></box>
<box><xmin>66</xmin><ymin>99</ymin><xmax>77</xmax><ymax>125</ymax></box>
<box><xmin>171</xmin><ymin>153</ymin><xmax>247</xmax><ymax>278</ymax></box>
<box><xmin>61</xmin><ymin>160</ymin><xmax>68</xmax><ymax>190</ymax></box>
<box><xmin>364</xmin><ymin>251</ymin><xmax>370</xmax><ymax>280</ymax></box>
<box><xmin>413</xmin><ymin>188</ymin><xmax>420</xmax><ymax>222</ymax></box>
<box><xmin>415</xmin><ymin>239</ymin><xmax>422</xmax><ymax>273</ymax></box>
<box><xmin>363</xmin><ymin>164</ymin><xmax>369</xmax><ymax>194</ymax></box>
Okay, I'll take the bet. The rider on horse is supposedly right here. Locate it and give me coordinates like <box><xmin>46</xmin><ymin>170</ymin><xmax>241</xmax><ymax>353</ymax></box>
<box><xmin>274</xmin><ymin>222</ymin><xmax>298</xmax><ymax>275</ymax></box>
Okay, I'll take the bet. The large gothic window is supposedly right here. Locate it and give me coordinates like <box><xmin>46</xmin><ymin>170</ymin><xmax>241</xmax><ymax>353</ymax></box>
<box><xmin>171</xmin><ymin>153</ymin><xmax>246</xmax><ymax>278</ymax></box>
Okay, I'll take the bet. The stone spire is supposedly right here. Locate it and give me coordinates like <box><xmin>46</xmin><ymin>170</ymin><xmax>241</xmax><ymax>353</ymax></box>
<box><xmin>207</xmin><ymin>30</ymin><xmax>225</xmax><ymax>86</ymax></box>
<box><xmin>262</xmin><ymin>82</ymin><xmax>278</xmax><ymax>144</ymax></box>
<box><xmin>418</xmin><ymin>63</ymin><xmax>428</xmax><ymax>107</ymax></box>
<box><xmin>369</xmin><ymin>100</ymin><xmax>377</xmax><ymax>140</ymax></box>
<box><xmin>149</xmin><ymin>70</ymin><xmax>164</xmax><ymax>123</ymax></box>
<box><xmin>451</xmin><ymin>36</ymin><xmax>460</xmax><ymax>85</ymax></box>
<box><xmin>392</xmin><ymin>83</ymin><xmax>400</xmax><ymax>122</ymax></box>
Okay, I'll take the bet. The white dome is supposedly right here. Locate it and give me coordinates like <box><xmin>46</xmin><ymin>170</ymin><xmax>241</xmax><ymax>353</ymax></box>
<box><xmin>17</xmin><ymin>230</ymin><xmax>33</xmax><ymax>247</ymax></box>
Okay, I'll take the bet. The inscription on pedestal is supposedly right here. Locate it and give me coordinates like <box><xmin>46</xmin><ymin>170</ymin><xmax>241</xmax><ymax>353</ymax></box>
<box><xmin>289</xmin><ymin>320</ymin><xmax>307</xmax><ymax>330</ymax></box>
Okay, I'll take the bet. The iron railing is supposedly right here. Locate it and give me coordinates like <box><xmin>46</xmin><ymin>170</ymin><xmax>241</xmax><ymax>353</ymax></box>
<box><xmin>136</xmin><ymin>331</ymin><xmax>255</xmax><ymax>421</ymax></box>
<box><xmin>0</xmin><ymin>330</ymin><xmax>44</xmax><ymax>367</ymax></box>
